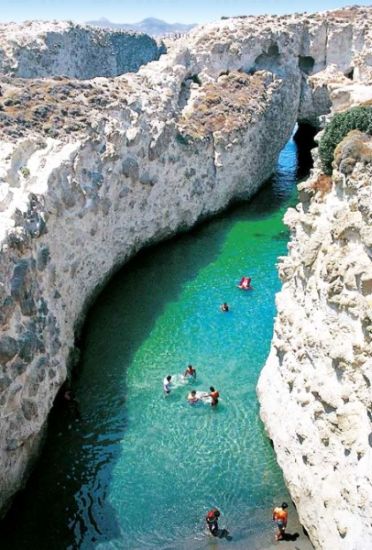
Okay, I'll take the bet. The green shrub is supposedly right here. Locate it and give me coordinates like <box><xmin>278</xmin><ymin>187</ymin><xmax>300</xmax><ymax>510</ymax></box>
<box><xmin>319</xmin><ymin>106</ymin><xmax>372</xmax><ymax>174</ymax></box>
<box><xmin>20</xmin><ymin>166</ymin><xmax>30</xmax><ymax>178</ymax></box>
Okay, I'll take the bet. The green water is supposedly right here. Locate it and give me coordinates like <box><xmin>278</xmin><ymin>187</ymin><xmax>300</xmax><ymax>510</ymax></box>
<box><xmin>1</xmin><ymin>137</ymin><xmax>306</xmax><ymax>549</ymax></box>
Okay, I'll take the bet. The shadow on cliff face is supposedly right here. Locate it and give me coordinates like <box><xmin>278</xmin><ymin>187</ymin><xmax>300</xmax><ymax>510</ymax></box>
<box><xmin>0</xmin><ymin>135</ymin><xmax>313</xmax><ymax>549</ymax></box>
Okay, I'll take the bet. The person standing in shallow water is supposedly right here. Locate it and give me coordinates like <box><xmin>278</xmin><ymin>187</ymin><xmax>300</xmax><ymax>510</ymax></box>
<box><xmin>187</xmin><ymin>390</ymin><xmax>199</xmax><ymax>404</ymax></box>
<box><xmin>220</xmin><ymin>302</ymin><xmax>229</xmax><ymax>312</ymax></box>
<box><xmin>206</xmin><ymin>508</ymin><xmax>220</xmax><ymax>536</ymax></box>
<box><xmin>208</xmin><ymin>386</ymin><xmax>219</xmax><ymax>407</ymax></box>
<box><xmin>184</xmin><ymin>364</ymin><xmax>196</xmax><ymax>379</ymax></box>
<box><xmin>205</xmin><ymin>508</ymin><xmax>231</xmax><ymax>540</ymax></box>
<box><xmin>272</xmin><ymin>502</ymin><xmax>288</xmax><ymax>541</ymax></box>
<box><xmin>163</xmin><ymin>375</ymin><xmax>172</xmax><ymax>395</ymax></box>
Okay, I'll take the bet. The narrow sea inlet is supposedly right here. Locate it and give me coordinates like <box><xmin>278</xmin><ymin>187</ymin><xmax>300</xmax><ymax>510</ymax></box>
<box><xmin>1</xmin><ymin>135</ymin><xmax>312</xmax><ymax>549</ymax></box>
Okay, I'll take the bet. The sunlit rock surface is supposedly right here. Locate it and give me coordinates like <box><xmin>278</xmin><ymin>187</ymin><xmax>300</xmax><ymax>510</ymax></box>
<box><xmin>258</xmin><ymin>129</ymin><xmax>372</xmax><ymax>549</ymax></box>
<box><xmin>0</xmin><ymin>8</ymin><xmax>371</xmax><ymax>546</ymax></box>
<box><xmin>0</xmin><ymin>21</ymin><xmax>164</xmax><ymax>78</ymax></box>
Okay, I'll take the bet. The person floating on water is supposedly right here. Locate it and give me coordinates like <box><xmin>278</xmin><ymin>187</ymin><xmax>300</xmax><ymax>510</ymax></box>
<box><xmin>206</xmin><ymin>508</ymin><xmax>220</xmax><ymax>536</ymax></box>
<box><xmin>209</xmin><ymin>386</ymin><xmax>220</xmax><ymax>407</ymax></box>
<box><xmin>184</xmin><ymin>364</ymin><xmax>196</xmax><ymax>379</ymax></box>
<box><xmin>273</xmin><ymin>502</ymin><xmax>288</xmax><ymax>541</ymax></box>
<box><xmin>220</xmin><ymin>302</ymin><xmax>229</xmax><ymax>312</ymax></box>
<box><xmin>163</xmin><ymin>375</ymin><xmax>172</xmax><ymax>395</ymax></box>
<box><xmin>237</xmin><ymin>276</ymin><xmax>253</xmax><ymax>290</ymax></box>
<box><xmin>187</xmin><ymin>390</ymin><xmax>200</xmax><ymax>404</ymax></box>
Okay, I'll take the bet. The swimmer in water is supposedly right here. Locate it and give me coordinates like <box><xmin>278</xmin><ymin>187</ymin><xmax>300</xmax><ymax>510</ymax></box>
<box><xmin>220</xmin><ymin>302</ymin><xmax>229</xmax><ymax>312</ymax></box>
<box><xmin>208</xmin><ymin>386</ymin><xmax>220</xmax><ymax>407</ymax></box>
<box><xmin>187</xmin><ymin>390</ymin><xmax>199</xmax><ymax>404</ymax></box>
<box><xmin>163</xmin><ymin>375</ymin><xmax>172</xmax><ymax>395</ymax></box>
<box><xmin>238</xmin><ymin>276</ymin><xmax>253</xmax><ymax>290</ymax></box>
<box><xmin>184</xmin><ymin>364</ymin><xmax>196</xmax><ymax>379</ymax></box>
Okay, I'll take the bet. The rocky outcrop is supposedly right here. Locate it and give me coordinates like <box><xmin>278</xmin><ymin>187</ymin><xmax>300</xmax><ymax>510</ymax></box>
<box><xmin>258</xmin><ymin>129</ymin><xmax>372</xmax><ymax>548</ymax></box>
<box><xmin>0</xmin><ymin>21</ymin><xmax>164</xmax><ymax>78</ymax></box>
<box><xmin>0</xmin><ymin>5</ymin><xmax>371</xmax><ymax>533</ymax></box>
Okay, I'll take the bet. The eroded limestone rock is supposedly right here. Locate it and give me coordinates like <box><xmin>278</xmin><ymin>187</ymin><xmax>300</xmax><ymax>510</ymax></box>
<box><xmin>0</xmin><ymin>7</ymin><xmax>371</xmax><ymax>545</ymax></box>
<box><xmin>0</xmin><ymin>21</ymin><xmax>164</xmax><ymax>79</ymax></box>
<box><xmin>258</xmin><ymin>132</ymin><xmax>372</xmax><ymax>549</ymax></box>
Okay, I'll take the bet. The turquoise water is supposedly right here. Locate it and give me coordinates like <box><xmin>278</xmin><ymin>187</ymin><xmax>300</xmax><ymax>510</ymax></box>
<box><xmin>1</xmin><ymin>136</ymin><xmax>305</xmax><ymax>549</ymax></box>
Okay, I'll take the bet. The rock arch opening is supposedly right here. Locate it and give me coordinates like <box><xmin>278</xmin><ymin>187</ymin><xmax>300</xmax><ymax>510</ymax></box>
<box><xmin>254</xmin><ymin>43</ymin><xmax>281</xmax><ymax>73</ymax></box>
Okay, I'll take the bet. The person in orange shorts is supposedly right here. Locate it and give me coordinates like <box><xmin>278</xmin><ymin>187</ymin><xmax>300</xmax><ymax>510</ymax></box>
<box><xmin>272</xmin><ymin>502</ymin><xmax>288</xmax><ymax>540</ymax></box>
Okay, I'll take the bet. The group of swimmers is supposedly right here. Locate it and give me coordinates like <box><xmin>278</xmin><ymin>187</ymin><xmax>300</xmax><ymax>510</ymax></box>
<box><xmin>163</xmin><ymin>276</ymin><xmax>293</xmax><ymax>542</ymax></box>
<box><xmin>188</xmin><ymin>387</ymin><xmax>220</xmax><ymax>406</ymax></box>
<box><xmin>163</xmin><ymin>365</ymin><xmax>220</xmax><ymax>407</ymax></box>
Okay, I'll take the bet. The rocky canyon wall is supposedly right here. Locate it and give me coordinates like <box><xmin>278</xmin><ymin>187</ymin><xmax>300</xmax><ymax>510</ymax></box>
<box><xmin>257</xmin><ymin>12</ymin><xmax>372</xmax><ymax>549</ymax></box>
<box><xmin>0</xmin><ymin>8</ymin><xmax>371</xmax><ymax>545</ymax></box>
<box><xmin>0</xmin><ymin>21</ymin><xmax>164</xmax><ymax>78</ymax></box>
<box><xmin>257</xmin><ymin>129</ymin><xmax>372</xmax><ymax>550</ymax></box>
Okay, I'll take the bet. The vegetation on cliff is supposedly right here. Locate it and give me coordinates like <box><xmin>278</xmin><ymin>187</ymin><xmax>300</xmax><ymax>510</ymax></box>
<box><xmin>177</xmin><ymin>71</ymin><xmax>275</xmax><ymax>139</ymax></box>
<box><xmin>334</xmin><ymin>130</ymin><xmax>372</xmax><ymax>174</ymax></box>
<box><xmin>319</xmin><ymin>106</ymin><xmax>372</xmax><ymax>174</ymax></box>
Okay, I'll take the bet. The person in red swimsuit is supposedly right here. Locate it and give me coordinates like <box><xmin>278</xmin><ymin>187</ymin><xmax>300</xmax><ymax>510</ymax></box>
<box><xmin>206</xmin><ymin>508</ymin><xmax>220</xmax><ymax>536</ymax></box>
<box><xmin>208</xmin><ymin>387</ymin><xmax>220</xmax><ymax>407</ymax></box>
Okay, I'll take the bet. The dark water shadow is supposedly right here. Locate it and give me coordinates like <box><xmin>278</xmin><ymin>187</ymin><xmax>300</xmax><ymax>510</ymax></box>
<box><xmin>0</xmin><ymin>135</ymin><xmax>313</xmax><ymax>550</ymax></box>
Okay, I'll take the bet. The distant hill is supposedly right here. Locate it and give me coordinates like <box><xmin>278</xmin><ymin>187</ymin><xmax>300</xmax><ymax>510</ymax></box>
<box><xmin>86</xmin><ymin>17</ymin><xmax>196</xmax><ymax>36</ymax></box>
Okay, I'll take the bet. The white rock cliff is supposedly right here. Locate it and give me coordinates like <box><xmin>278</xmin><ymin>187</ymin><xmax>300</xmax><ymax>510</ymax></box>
<box><xmin>0</xmin><ymin>7</ymin><xmax>371</xmax><ymax>549</ymax></box>
<box><xmin>0</xmin><ymin>21</ymin><xmax>164</xmax><ymax>78</ymax></box>
<box><xmin>258</xmin><ymin>130</ymin><xmax>372</xmax><ymax>550</ymax></box>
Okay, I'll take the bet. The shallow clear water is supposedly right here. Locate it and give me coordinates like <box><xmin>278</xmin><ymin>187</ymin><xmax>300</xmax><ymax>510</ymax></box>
<box><xmin>1</xmin><ymin>136</ymin><xmax>306</xmax><ymax>549</ymax></box>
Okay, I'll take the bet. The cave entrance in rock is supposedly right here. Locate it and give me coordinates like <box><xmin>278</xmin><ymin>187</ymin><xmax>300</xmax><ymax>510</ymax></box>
<box><xmin>0</xmin><ymin>133</ymin><xmax>315</xmax><ymax>549</ymax></box>
<box><xmin>294</xmin><ymin>122</ymin><xmax>318</xmax><ymax>179</ymax></box>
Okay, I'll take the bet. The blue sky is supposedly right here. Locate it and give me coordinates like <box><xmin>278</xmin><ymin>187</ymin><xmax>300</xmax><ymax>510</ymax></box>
<box><xmin>1</xmin><ymin>0</ymin><xmax>371</xmax><ymax>24</ymax></box>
